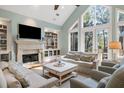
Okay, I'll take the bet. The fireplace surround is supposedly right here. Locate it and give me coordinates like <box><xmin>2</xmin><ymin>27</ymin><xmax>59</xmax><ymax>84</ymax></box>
<box><xmin>16</xmin><ymin>39</ymin><xmax>43</xmax><ymax>63</ymax></box>
<box><xmin>23</xmin><ymin>54</ymin><xmax>39</xmax><ymax>63</ymax></box>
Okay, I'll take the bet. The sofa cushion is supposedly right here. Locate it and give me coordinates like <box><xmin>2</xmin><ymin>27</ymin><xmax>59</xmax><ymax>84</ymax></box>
<box><xmin>25</xmin><ymin>73</ymin><xmax>46</xmax><ymax>88</ymax></box>
<box><xmin>80</xmin><ymin>55</ymin><xmax>94</xmax><ymax>62</ymax></box>
<box><xmin>97</xmin><ymin>76</ymin><xmax>110</xmax><ymax>88</ymax></box>
<box><xmin>3</xmin><ymin>69</ymin><xmax>22</xmax><ymax>88</ymax></box>
<box><xmin>0</xmin><ymin>68</ymin><xmax>7</xmax><ymax>88</ymax></box>
<box><xmin>64</xmin><ymin>54</ymin><xmax>80</xmax><ymax>61</ymax></box>
<box><xmin>0</xmin><ymin>62</ymin><xmax>9</xmax><ymax>70</ymax></box>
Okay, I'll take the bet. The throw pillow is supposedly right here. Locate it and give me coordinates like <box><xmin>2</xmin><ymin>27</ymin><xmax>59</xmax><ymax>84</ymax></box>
<box><xmin>8</xmin><ymin>63</ymin><xmax>29</xmax><ymax>88</ymax></box>
<box><xmin>113</xmin><ymin>64</ymin><xmax>120</xmax><ymax>68</ymax></box>
<box><xmin>0</xmin><ymin>68</ymin><xmax>7</xmax><ymax>88</ymax></box>
<box><xmin>3</xmin><ymin>69</ymin><xmax>22</xmax><ymax>88</ymax></box>
<box><xmin>97</xmin><ymin>76</ymin><xmax>110</xmax><ymax>88</ymax></box>
<box><xmin>64</xmin><ymin>54</ymin><xmax>80</xmax><ymax>61</ymax></box>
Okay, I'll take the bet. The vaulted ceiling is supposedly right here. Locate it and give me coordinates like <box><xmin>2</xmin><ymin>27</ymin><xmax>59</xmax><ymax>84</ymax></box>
<box><xmin>0</xmin><ymin>5</ymin><xmax>77</xmax><ymax>26</ymax></box>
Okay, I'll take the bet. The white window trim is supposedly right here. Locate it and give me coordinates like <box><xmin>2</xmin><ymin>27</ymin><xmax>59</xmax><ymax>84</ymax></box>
<box><xmin>68</xmin><ymin>20</ymin><xmax>79</xmax><ymax>52</ymax></box>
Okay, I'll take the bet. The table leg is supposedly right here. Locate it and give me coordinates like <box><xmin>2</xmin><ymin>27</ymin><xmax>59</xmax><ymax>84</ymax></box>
<box><xmin>43</xmin><ymin>67</ymin><xmax>44</xmax><ymax>76</ymax></box>
<box><xmin>59</xmin><ymin>76</ymin><xmax>62</xmax><ymax>86</ymax></box>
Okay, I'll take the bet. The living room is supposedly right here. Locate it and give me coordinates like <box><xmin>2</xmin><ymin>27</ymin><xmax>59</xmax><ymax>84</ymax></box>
<box><xmin>0</xmin><ymin>1</ymin><xmax>124</xmax><ymax>89</ymax></box>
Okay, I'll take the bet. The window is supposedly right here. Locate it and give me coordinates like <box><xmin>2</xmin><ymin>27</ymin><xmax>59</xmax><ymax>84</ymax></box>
<box><xmin>96</xmin><ymin>29</ymin><xmax>109</xmax><ymax>59</ymax></box>
<box><xmin>83</xmin><ymin>6</ymin><xmax>95</xmax><ymax>27</ymax></box>
<box><xmin>83</xmin><ymin>5</ymin><xmax>110</xmax><ymax>27</ymax></box>
<box><xmin>69</xmin><ymin>23</ymin><xmax>78</xmax><ymax>51</ymax></box>
<box><xmin>118</xmin><ymin>12</ymin><xmax>124</xmax><ymax>22</ymax></box>
<box><xmin>96</xmin><ymin>29</ymin><xmax>108</xmax><ymax>53</ymax></box>
<box><xmin>119</xmin><ymin>26</ymin><xmax>124</xmax><ymax>50</ymax></box>
<box><xmin>96</xmin><ymin>5</ymin><xmax>110</xmax><ymax>25</ymax></box>
<box><xmin>70</xmin><ymin>32</ymin><xmax>78</xmax><ymax>51</ymax></box>
<box><xmin>85</xmin><ymin>32</ymin><xmax>93</xmax><ymax>52</ymax></box>
<box><xmin>117</xmin><ymin>10</ymin><xmax>124</xmax><ymax>55</ymax></box>
<box><xmin>82</xmin><ymin>5</ymin><xmax>111</xmax><ymax>59</ymax></box>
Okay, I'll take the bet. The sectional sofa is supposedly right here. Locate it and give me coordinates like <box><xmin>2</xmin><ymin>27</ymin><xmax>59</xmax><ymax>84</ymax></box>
<box><xmin>61</xmin><ymin>51</ymin><xmax>98</xmax><ymax>75</ymax></box>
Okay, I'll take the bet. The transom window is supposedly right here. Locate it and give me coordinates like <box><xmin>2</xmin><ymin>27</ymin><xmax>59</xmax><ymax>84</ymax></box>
<box><xmin>83</xmin><ymin>5</ymin><xmax>110</xmax><ymax>28</ymax></box>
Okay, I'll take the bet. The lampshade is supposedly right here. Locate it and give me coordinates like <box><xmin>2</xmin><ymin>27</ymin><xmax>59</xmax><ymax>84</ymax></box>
<box><xmin>109</xmin><ymin>41</ymin><xmax>121</xmax><ymax>49</ymax></box>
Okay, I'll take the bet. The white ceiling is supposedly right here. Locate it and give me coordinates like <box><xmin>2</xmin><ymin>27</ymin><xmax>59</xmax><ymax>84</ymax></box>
<box><xmin>0</xmin><ymin>5</ymin><xmax>77</xmax><ymax>26</ymax></box>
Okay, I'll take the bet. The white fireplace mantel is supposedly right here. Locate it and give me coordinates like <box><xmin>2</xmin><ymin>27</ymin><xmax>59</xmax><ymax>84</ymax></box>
<box><xmin>15</xmin><ymin>39</ymin><xmax>43</xmax><ymax>63</ymax></box>
<box><xmin>15</xmin><ymin>39</ymin><xmax>42</xmax><ymax>45</ymax></box>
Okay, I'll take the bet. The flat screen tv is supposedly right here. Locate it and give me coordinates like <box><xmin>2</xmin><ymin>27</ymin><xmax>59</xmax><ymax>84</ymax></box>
<box><xmin>19</xmin><ymin>24</ymin><xmax>41</xmax><ymax>40</ymax></box>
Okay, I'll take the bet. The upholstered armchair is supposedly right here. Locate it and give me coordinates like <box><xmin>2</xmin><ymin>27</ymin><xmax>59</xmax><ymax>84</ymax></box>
<box><xmin>98</xmin><ymin>59</ymin><xmax>124</xmax><ymax>74</ymax></box>
<box><xmin>70</xmin><ymin>65</ymin><xmax>124</xmax><ymax>88</ymax></box>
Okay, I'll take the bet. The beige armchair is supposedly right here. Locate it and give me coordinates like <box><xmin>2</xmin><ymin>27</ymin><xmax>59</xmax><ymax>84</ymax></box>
<box><xmin>70</xmin><ymin>65</ymin><xmax>124</xmax><ymax>88</ymax></box>
<box><xmin>98</xmin><ymin>58</ymin><xmax>124</xmax><ymax>74</ymax></box>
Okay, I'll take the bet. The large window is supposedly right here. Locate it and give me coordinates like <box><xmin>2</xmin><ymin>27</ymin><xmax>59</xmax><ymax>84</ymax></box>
<box><xmin>83</xmin><ymin>6</ymin><xmax>95</xmax><ymax>27</ymax></box>
<box><xmin>82</xmin><ymin>5</ymin><xmax>111</xmax><ymax>59</ymax></box>
<box><xmin>83</xmin><ymin>5</ymin><xmax>110</xmax><ymax>27</ymax></box>
<box><xmin>69</xmin><ymin>23</ymin><xmax>78</xmax><ymax>51</ymax></box>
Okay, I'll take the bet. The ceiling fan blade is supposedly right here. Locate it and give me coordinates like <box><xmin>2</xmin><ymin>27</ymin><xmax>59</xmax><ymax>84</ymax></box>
<box><xmin>54</xmin><ymin>5</ymin><xmax>59</xmax><ymax>10</ymax></box>
<box><xmin>75</xmin><ymin>5</ymin><xmax>80</xmax><ymax>7</ymax></box>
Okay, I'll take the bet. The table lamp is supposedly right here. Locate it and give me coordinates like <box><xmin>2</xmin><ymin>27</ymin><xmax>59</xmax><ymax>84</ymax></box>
<box><xmin>109</xmin><ymin>41</ymin><xmax>121</xmax><ymax>61</ymax></box>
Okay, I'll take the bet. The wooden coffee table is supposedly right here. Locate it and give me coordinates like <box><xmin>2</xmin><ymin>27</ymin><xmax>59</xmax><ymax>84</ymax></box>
<box><xmin>43</xmin><ymin>61</ymin><xmax>78</xmax><ymax>85</ymax></box>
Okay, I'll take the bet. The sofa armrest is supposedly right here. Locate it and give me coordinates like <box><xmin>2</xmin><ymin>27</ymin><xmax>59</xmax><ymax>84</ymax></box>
<box><xmin>101</xmin><ymin>62</ymin><xmax>116</xmax><ymax>67</ymax></box>
<box><xmin>89</xmin><ymin>70</ymin><xmax>110</xmax><ymax>81</ymax></box>
<box><xmin>70</xmin><ymin>78</ymin><xmax>91</xmax><ymax>88</ymax></box>
<box><xmin>43</xmin><ymin>77</ymin><xmax>58</xmax><ymax>88</ymax></box>
<box><xmin>98</xmin><ymin>66</ymin><xmax>117</xmax><ymax>74</ymax></box>
<box><xmin>28</xmin><ymin>77</ymin><xmax>58</xmax><ymax>88</ymax></box>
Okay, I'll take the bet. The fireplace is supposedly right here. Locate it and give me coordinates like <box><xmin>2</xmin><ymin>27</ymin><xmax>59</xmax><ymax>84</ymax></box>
<box><xmin>16</xmin><ymin>40</ymin><xmax>43</xmax><ymax>63</ymax></box>
<box><xmin>23</xmin><ymin>54</ymin><xmax>39</xmax><ymax>63</ymax></box>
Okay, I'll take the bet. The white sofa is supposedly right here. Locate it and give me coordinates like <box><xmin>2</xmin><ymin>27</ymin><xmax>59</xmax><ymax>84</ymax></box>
<box><xmin>61</xmin><ymin>52</ymin><xmax>98</xmax><ymax>75</ymax></box>
<box><xmin>8</xmin><ymin>62</ymin><xmax>58</xmax><ymax>88</ymax></box>
<box><xmin>0</xmin><ymin>62</ymin><xmax>58</xmax><ymax>88</ymax></box>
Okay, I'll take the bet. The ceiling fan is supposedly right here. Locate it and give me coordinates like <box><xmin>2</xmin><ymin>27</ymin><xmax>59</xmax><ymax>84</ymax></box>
<box><xmin>54</xmin><ymin>5</ymin><xmax>80</xmax><ymax>10</ymax></box>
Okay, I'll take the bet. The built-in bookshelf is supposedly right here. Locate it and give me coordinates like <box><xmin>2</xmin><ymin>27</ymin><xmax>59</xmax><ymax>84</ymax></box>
<box><xmin>44</xmin><ymin>49</ymin><xmax>60</xmax><ymax>57</ymax></box>
<box><xmin>44</xmin><ymin>31</ymin><xmax>60</xmax><ymax>58</ymax></box>
<box><xmin>45</xmin><ymin>32</ymin><xmax>58</xmax><ymax>49</ymax></box>
<box><xmin>0</xmin><ymin>24</ymin><xmax>7</xmax><ymax>50</ymax></box>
